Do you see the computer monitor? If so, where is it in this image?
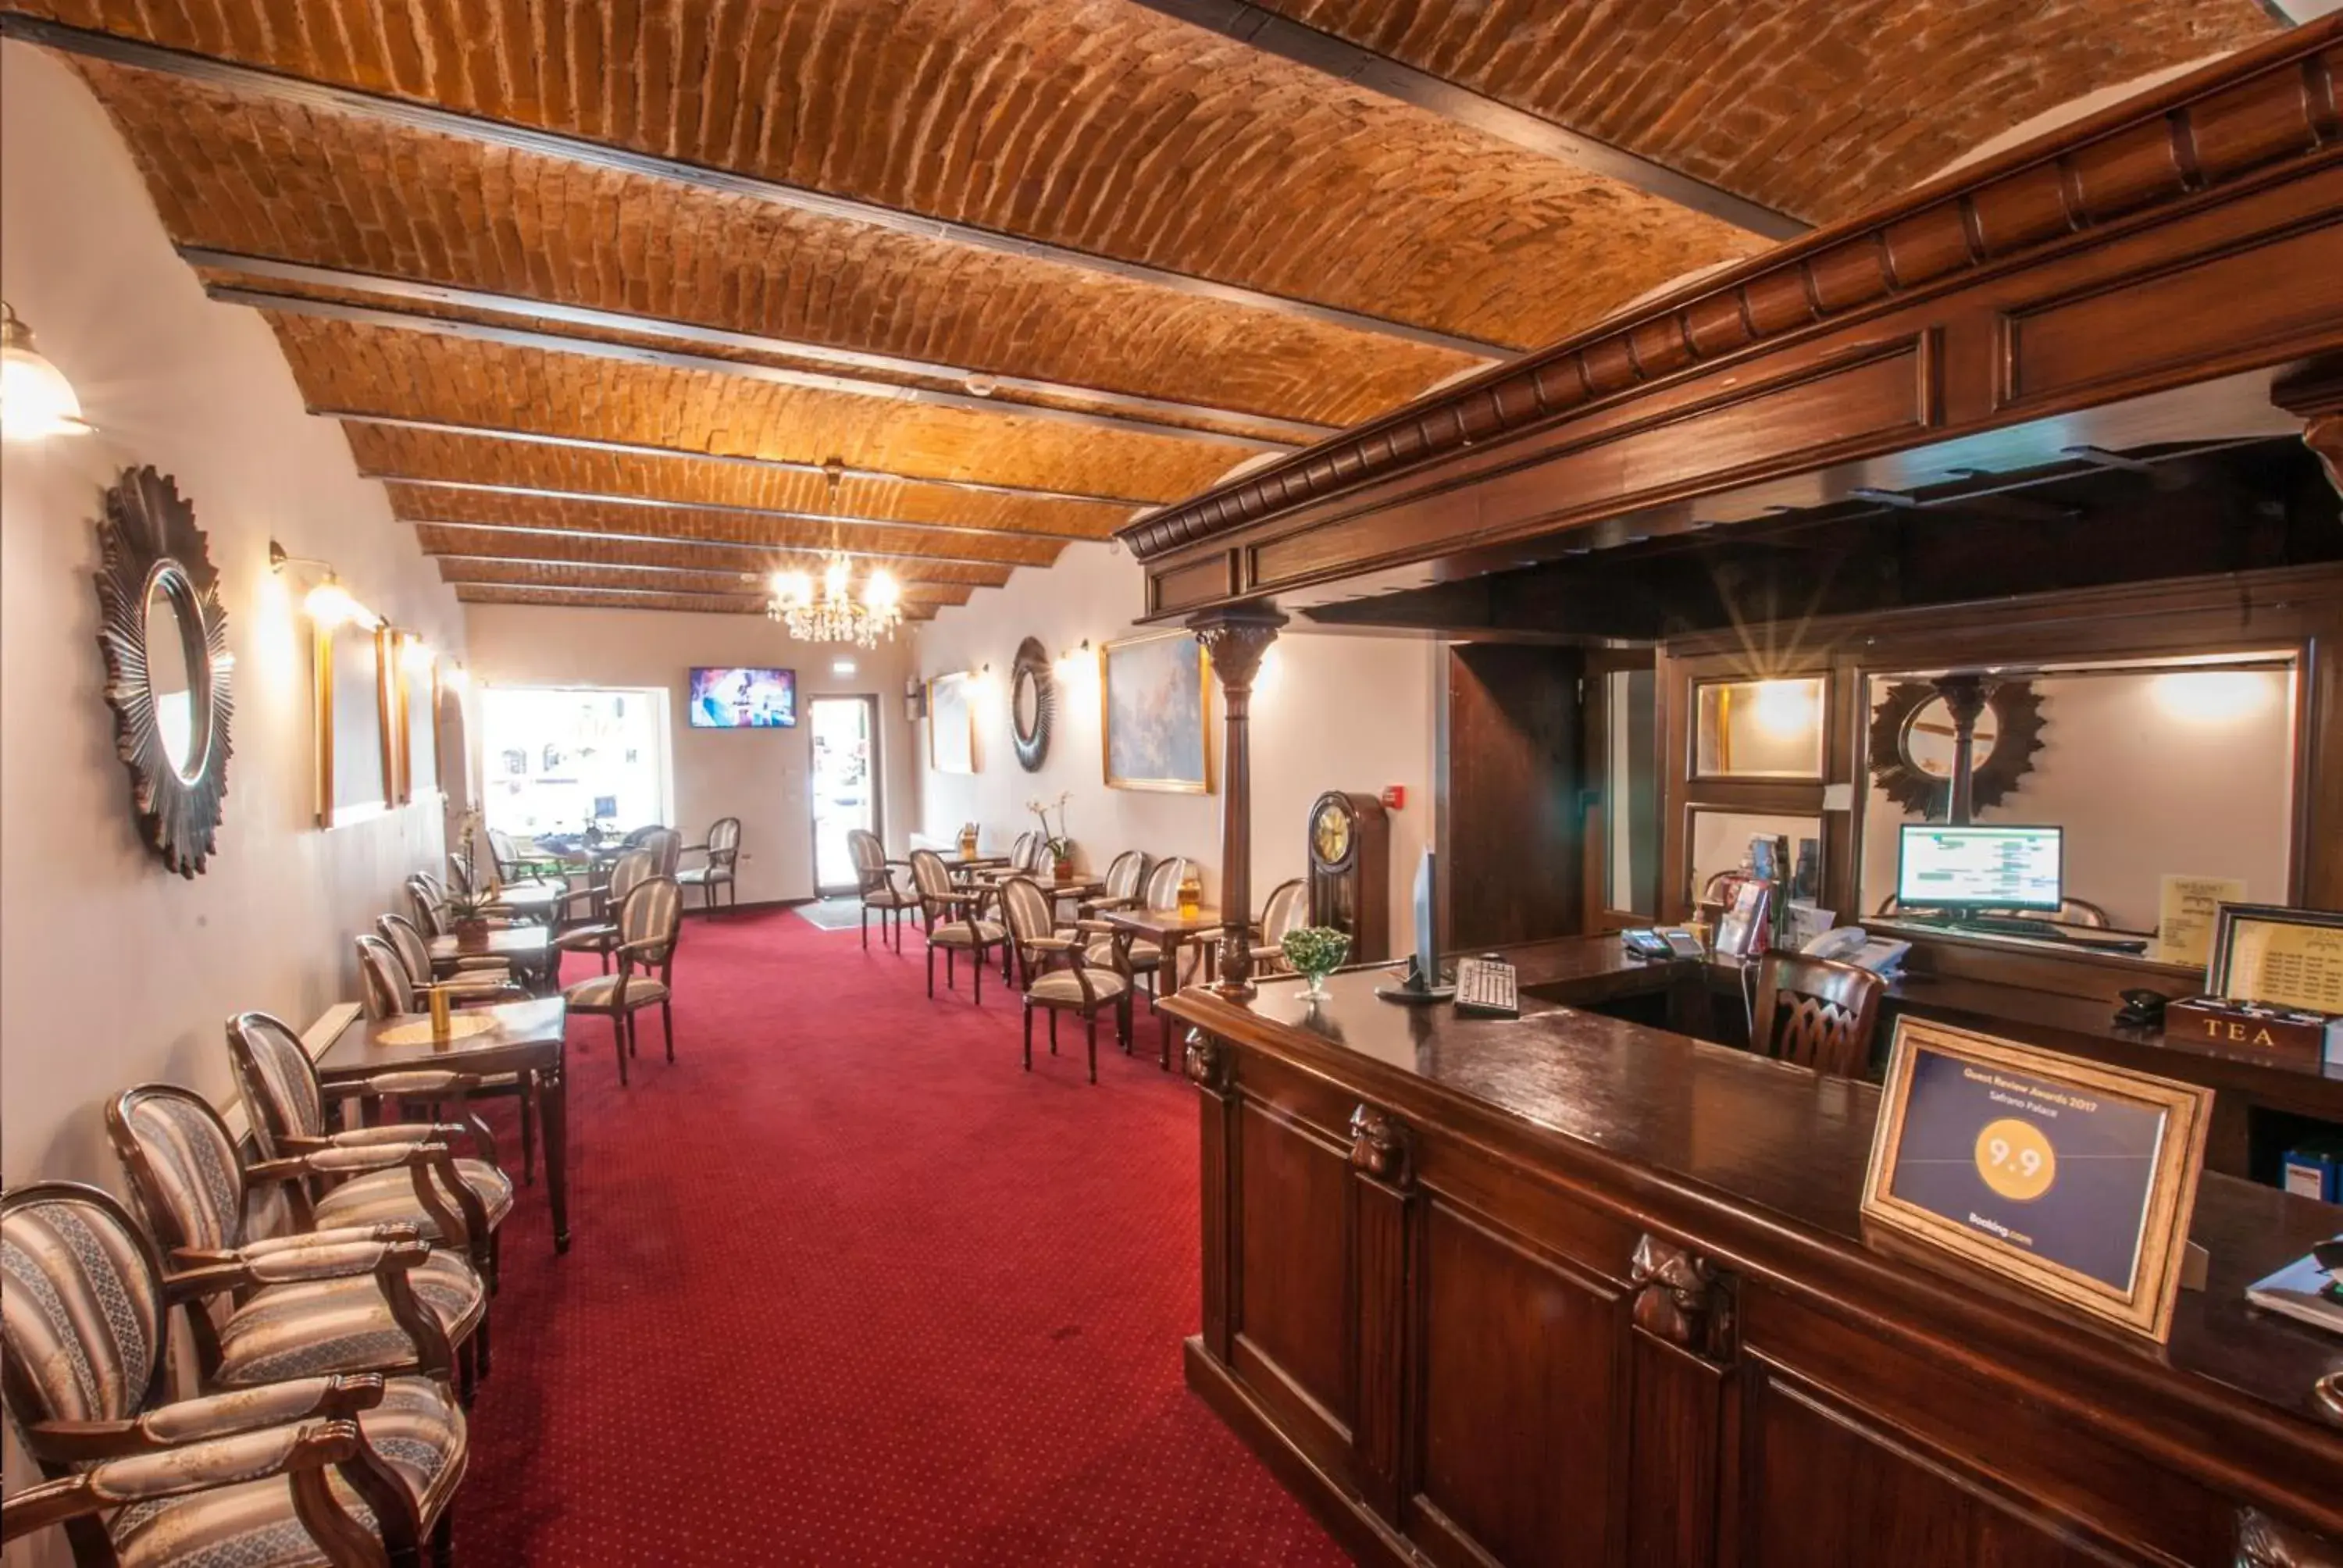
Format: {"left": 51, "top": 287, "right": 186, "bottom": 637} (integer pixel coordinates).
{"left": 1410, "top": 849, "right": 1438, "bottom": 987}
{"left": 1895, "top": 824, "right": 2063, "bottom": 911}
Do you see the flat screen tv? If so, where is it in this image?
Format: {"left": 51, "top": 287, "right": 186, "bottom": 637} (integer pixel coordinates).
{"left": 687, "top": 666, "right": 797, "bottom": 729}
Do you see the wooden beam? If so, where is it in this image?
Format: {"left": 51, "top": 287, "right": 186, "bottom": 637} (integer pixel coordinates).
{"left": 0, "top": 16, "right": 1511, "bottom": 362}
{"left": 404, "top": 519, "right": 1020, "bottom": 582}
{"left": 454, "top": 581, "right": 942, "bottom": 618}
{"left": 186, "top": 249, "right": 1341, "bottom": 447}
{"left": 370, "top": 476, "right": 1105, "bottom": 543}
{"left": 211, "top": 284, "right": 1296, "bottom": 451}
{"left": 323, "top": 412, "right": 1162, "bottom": 508}
{"left": 433, "top": 555, "right": 972, "bottom": 604}
{"left": 1125, "top": 0, "right": 1804, "bottom": 241}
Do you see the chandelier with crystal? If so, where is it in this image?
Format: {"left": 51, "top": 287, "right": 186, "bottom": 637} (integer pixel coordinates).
{"left": 767, "top": 554, "right": 904, "bottom": 648}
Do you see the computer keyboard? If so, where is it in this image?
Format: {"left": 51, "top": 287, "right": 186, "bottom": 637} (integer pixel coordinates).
{"left": 1454, "top": 956, "right": 1520, "bottom": 1018}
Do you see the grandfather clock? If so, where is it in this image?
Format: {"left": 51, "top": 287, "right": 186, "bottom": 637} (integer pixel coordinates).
{"left": 1307, "top": 790, "right": 1390, "bottom": 962}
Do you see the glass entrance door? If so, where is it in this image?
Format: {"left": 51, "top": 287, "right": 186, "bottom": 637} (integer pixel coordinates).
{"left": 808, "top": 696, "right": 879, "bottom": 895}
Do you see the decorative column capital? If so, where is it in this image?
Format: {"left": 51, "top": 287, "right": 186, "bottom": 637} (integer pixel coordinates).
{"left": 1348, "top": 1104, "right": 1412, "bottom": 1188}
{"left": 1188, "top": 606, "right": 1288, "bottom": 694}
{"left": 1629, "top": 1234, "right": 1736, "bottom": 1362}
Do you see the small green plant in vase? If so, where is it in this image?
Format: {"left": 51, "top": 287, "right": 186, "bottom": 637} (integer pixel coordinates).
{"left": 1281, "top": 926, "right": 1351, "bottom": 998}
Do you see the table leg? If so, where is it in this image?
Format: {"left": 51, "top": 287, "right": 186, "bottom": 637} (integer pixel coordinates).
{"left": 1157, "top": 934, "right": 1184, "bottom": 1070}
{"left": 538, "top": 1052, "right": 571, "bottom": 1254}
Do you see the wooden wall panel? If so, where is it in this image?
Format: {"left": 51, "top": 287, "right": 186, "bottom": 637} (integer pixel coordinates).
{"left": 1438, "top": 644, "right": 1587, "bottom": 952}
{"left": 1234, "top": 1102, "right": 1356, "bottom": 1442}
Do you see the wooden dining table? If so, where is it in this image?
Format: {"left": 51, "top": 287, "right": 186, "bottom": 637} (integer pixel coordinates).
{"left": 316, "top": 996, "right": 575, "bottom": 1255}
{"left": 1100, "top": 905, "right": 1242, "bottom": 1067}
{"left": 428, "top": 923, "right": 555, "bottom": 990}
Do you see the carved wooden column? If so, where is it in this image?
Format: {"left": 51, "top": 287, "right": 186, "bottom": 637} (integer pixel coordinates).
{"left": 1625, "top": 1233, "right": 1739, "bottom": 1568}
{"left": 1183, "top": 1029, "right": 1237, "bottom": 1363}
{"left": 2273, "top": 358, "right": 2343, "bottom": 501}
{"left": 1189, "top": 606, "right": 1287, "bottom": 997}
{"left": 1348, "top": 1103, "right": 1414, "bottom": 1523}
{"left": 1933, "top": 673, "right": 1996, "bottom": 827}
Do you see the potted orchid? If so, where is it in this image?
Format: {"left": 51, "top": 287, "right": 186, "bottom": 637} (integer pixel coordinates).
{"left": 448, "top": 810, "right": 495, "bottom": 947}
{"left": 1027, "top": 792, "right": 1075, "bottom": 879}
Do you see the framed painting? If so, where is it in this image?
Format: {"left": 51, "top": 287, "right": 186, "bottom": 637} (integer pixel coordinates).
{"left": 1100, "top": 631, "right": 1212, "bottom": 793}
{"left": 929, "top": 672, "right": 976, "bottom": 775}
{"left": 313, "top": 619, "right": 394, "bottom": 827}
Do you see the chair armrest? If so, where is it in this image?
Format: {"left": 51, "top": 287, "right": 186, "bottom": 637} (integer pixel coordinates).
{"left": 251, "top": 1139, "right": 447, "bottom": 1181}
{"left": 1073, "top": 919, "right": 1121, "bottom": 935}
{"left": 4, "top": 1422, "right": 366, "bottom": 1541}
{"left": 613, "top": 938, "right": 674, "bottom": 961}
{"left": 1081, "top": 894, "right": 1138, "bottom": 914}
{"left": 19, "top": 1377, "right": 383, "bottom": 1462}
{"left": 230, "top": 1223, "right": 425, "bottom": 1260}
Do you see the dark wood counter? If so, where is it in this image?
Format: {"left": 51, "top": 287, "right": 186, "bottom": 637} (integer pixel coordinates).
{"left": 1164, "top": 966, "right": 2343, "bottom": 1568}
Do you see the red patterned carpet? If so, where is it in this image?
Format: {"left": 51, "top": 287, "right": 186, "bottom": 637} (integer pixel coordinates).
{"left": 457, "top": 908, "right": 1350, "bottom": 1566}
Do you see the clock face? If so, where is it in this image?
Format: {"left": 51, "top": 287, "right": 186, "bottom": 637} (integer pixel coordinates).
{"left": 1313, "top": 801, "right": 1352, "bottom": 867}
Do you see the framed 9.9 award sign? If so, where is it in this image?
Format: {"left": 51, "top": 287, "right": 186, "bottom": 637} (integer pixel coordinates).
{"left": 1861, "top": 1018, "right": 2209, "bottom": 1342}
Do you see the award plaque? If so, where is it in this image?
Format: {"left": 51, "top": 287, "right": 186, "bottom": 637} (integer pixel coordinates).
{"left": 1861, "top": 1017, "right": 2210, "bottom": 1342}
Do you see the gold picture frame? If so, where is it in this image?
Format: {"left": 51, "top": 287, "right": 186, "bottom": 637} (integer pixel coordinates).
{"left": 1861, "top": 1017, "right": 2209, "bottom": 1343}
{"left": 2205, "top": 902, "right": 2343, "bottom": 1015}
{"left": 1100, "top": 630, "right": 1213, "bottom": 793}
{"left": 927, "top": 671, "right": 976, "bottom": 775}
{"left": 312, "top": 619, "right": 395, "bottom": 828}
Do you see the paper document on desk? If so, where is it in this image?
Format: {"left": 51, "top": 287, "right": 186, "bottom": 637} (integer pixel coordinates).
{"left": 2155, "top": 875, "right": 2245, "bottom": 967}
{"left": 2245, "top": 1241, "right": 2343, "bottom": 1337}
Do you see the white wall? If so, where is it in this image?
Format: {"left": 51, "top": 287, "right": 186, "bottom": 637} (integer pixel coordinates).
{"left": 2, "top": 45, "right": 465, "bottom": 1541}
{"left": 1859, "top": 667, "right": 2296, "bottom": 929}
{"left": 463, "top": 604, "right": 918, "bottom": 902}
{"left": 911, "top": 543, "right": 1438, "bottom": 940}
{"left": 1, "top": 41, "right": 465, "bottom": 1188}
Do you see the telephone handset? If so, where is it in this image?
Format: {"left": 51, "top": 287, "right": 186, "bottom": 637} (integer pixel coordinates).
{"left": 1800, "top": 926, "right": 1912, "bottom": 974}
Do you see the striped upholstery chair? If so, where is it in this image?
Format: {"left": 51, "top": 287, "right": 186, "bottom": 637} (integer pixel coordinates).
{"left": 849, "top": 829, "right": 916, "bottom": 951}
{"left": 908, "top": 849, "right": 1007, "bottom": 1003}
{"left": 1079, "top": 850, "right": 1150, "bottom": 918}
{"left": 1, "top": 1181, "right": 466, "bottom": 1568}
{"left": 1000, "top": 876, "right": 1132, "bottom": 1083}
{"left": 104, "top": 1085, "right": 489, "bottom": 1399}
{"left": 676, "top": 816, "right": 742, "bottom": 911}
{"left": 380, "top": 911, "right": 519, "bottom": 997}
{"left": 1252, "top": 878, "right": 1310, "bottom": 976}
{"left": 562, "top": 875, "right": 683, "bottom": 1086}
{"left": 637, "top": 826, "right": 684, "bottom": 878}
{"left": 227, "top": 1009, "right": 519, "bottom": 1270}
{"left": 552, "top": 847, "right": 654, "bottom": 974}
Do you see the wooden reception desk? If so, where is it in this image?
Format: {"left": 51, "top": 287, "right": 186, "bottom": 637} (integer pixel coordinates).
{"left": 1161, "top": 956, "right": 2343, "bottom": 1568}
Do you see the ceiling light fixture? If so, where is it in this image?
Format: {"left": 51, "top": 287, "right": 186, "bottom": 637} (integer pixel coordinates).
{"left": 767, "top": 553, "right": 903, "bottom": 648}
{"left": 0, "top": 301, "right": 92, "bottom": 440}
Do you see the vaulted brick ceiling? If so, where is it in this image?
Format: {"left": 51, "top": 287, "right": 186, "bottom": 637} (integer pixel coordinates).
{"left": 0, "top": 0, "right": 2283, "bottom": 614}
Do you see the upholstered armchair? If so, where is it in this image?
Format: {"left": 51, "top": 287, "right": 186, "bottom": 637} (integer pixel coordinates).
{"left": 102, "top": 1089, "right": 490, "bottom": 1400}
{"left": 637, "top": 826, "right": 684, "bottom": 878}
{"left": 1250, "top": 878, "right": 1310, "bottom": 976}
{"left": 1078, "top": 850, "right": 1150, "bottom": 918}
{"left": 908, "top": 848, "right": 1007, "bottom": 1003}
{"left": 848, "top": 828, "right": 917, "bottom": 950}
{"left": 1000, "top": 876, "right": 1132, "bottom": 1083}
{"left": 676, "top": 815, "right": 742, "bottom": 911}
{"left": 380, "top": 911, "right": 522, "bottom": 995}
{"left": 487, "top": 824, "right": 567, "bottom": 891}
{"left": 553, "top": 846, "right": 655, "bottom": 974}
{"left": 230, "top": 1007, "right": 521, "bottom": 1256}
{"left": 562, "top": 875, "right": 683, "bottom": 1086}
{"left": 1076, "top": 855, "right": 1193, "bottom": 1006}
{"left": 1, "top": 1182, "right": 467, "bottom": 1568}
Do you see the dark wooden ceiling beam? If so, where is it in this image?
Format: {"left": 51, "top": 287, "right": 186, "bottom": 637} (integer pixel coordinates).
{"left": 401, "top": 518, "right": 1022, "bottom": 577}
{"left": 1126, "top": 0, "right": 1805, "bottom": 242}
{"left": 0, "top": 15, "right": 1511, "bottom": 362}
{"left": 369, "top": 475, "right": 1105, "bottom": 543}
{"left": 417, "top": 542, "right": 990, "bottom": 591}
{"left": 432, "top": 555, "right": 972, "bottom": 602}
{"left": 453, "top": 580, "right": 940, "bottom": 618}
{"left": 188, "top": 249, "right": 1339, "bottom": 447}
{"left": 322, "top": 412, "right": 1163, "bottom": 508}
{"left": 209, "top": 283, "right": 1299, "bottom": 451}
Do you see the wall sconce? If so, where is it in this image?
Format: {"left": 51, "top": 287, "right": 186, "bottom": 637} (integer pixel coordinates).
{"left": 0, "top": 301, "right": 93, "bottom": 441}
{"left": 904, "top": 679, "right": 927, "bottom": 723}
{"left": 1054, "top": 639, "right": 1093, "bottom": 679}
{"left": 269, "top": 540, "right": 380, "bottom": 630}
{"left": 398, "top": 634, "right": 437, "bottom": 673}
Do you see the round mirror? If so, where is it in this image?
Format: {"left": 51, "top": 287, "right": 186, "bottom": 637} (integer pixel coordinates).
{"left": 1008, "top": 636, "right": 1053, "bottom": 772}
{"left": 1899, "top": 696, "right": 1999, "bottom": 780}
{"left": 1012, "top": 667, "right": 1041, "bottom": 738}
{"left": 143, "top": 568, "right": 206, "bottom": 779}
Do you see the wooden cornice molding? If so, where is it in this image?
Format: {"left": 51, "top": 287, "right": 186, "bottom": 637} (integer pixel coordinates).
{"left": 1118, "top": 18, "right": 2343, "bottom": 571}
{"left": 2274, "top": 357, "right": 2343, "bottom": 496}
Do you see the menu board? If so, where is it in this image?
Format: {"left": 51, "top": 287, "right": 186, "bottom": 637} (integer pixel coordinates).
{"left": 2212, "top": 907, "right": 2343, "bottom": 1014}
{"left": 1862, "top": 1020, "right": 2209, "bottom": 1342}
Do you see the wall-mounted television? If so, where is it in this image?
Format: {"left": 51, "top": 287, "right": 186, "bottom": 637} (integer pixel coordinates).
{"left": 687, "top": 667, "right": 797, "bottom": 729}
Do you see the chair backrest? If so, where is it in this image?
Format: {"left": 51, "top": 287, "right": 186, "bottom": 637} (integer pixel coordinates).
{"left": 356, "top": 932, "right": 418, "bottom": 1019}
{"left": 1100, "top": 850, "right": 1147, "bottom": 903}
{"left": 487, "top": 825, "right": 523, "bottom": 874}
{"left": 1, "top": 1181, "right": 170, "bottom": 1427}
{"left": 225, "top": 1010, "right": 332, "bottom": 1155}
{"left": 1258, "top": 878, "right": 1309, "bottom": 951}
{"left": 446, "top": 850, "right": 480, "bottom": 896}
{"left": 617, "top": 875, "right": 684, "bottom": 964}
{"left": 1751, "top": 952, "right": 1886, "bottom": 1078}
{"left": 606, "top": 848, "right": 655, "bottom": 909}
{"left": 707, "top": 816, "right": 743, "bottom": 864}
{"left": 407, "top": 875, "right": 449, "bottom": 936}
{"left": 640, "top": 827, "right": 684, "bottom": 877}
{"left": 1140, "top": 856, "right": 1191, "bottom": 912}
{"left": 998, "top": 876, "right": 1056, "bottom": 956}
{"left": 622, "top": 825, "right": 659, "bottom": 847}
{"left": 105, "top": 1085, "right": 252, "bottom": 1258}
{"left": 378, "top": 911, "right": 436, "bottom": 985}
{"left": 848, "top": 829, "right": 889, "bottom": 890}
{"left": 907, "top": 848, "right": 954, "bottom": 903}
{"left": 1018, "top": 834, "right": 1054, "bottom": 874}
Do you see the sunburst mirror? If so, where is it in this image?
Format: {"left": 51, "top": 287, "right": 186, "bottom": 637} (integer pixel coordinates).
{"left": 1010, "top": 636, "right": 1054, "bottom": 772}
{"left": 1867, "top": 677, "right": 2043, "bottom": 820}
{"left": 94, "top": 465, "right": 233, "bottom": 876}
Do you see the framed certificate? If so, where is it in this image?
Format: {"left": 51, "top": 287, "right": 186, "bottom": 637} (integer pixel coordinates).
{"left": 1860, "top": 1018, "right": 2209, "bottom": 1342}
{"left": 2206, "top": 903, "right": 2343, "bottom": 1015}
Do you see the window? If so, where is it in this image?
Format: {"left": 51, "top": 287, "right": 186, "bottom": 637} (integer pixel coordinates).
{"left": 480, "top": 686, "right": 669, "bottom": 838}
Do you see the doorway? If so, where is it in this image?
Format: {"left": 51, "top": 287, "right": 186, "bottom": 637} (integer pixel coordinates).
{"left": 809, "top": 696, "right": 880, "bottom": 896}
